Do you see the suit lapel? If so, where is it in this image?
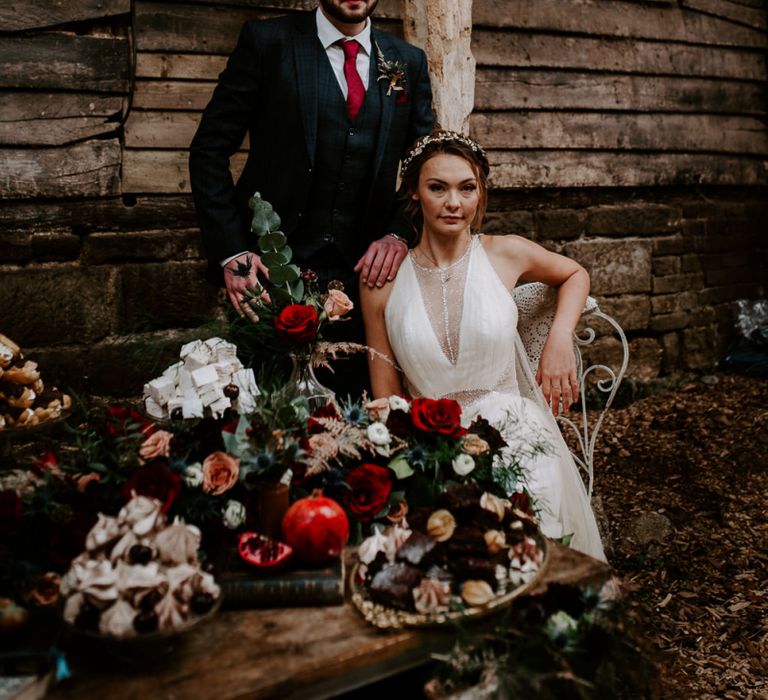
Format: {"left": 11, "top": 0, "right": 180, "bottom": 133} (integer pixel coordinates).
{"left": 371, "top": 28, "right": 396, "bottom": 181}
{"left": 293, "top": 14, "right": 320, "bottom": 167}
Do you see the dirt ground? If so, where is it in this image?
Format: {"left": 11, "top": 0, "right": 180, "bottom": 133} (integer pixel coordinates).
{"left": 592, "top": 372, "right": 768, "bottom": 699}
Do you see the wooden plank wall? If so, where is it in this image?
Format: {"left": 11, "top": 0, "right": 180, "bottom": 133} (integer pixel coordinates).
{"left": 469, "top": 0, "right": 768, "bottom": 188}
{"left": 122, "top": 0, "right": 402, "bottom": 193}
{"left": 0, "top": 0, "right": 131, "bottom": 199}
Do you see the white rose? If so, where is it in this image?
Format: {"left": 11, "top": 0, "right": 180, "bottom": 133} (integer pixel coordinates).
{"left": 388, "top": 395, "right": 410, "bottom": 412}
{"left": 366, "top": 422, "right": 390, "bottom": 446}
{"left": 452, "top": 454, "right": 475, "bottom": 476}
{"left": 183, "top": 463, "right": 204, "bottom": 488}
{"left": 222, "top": 500, "right": 246, "bottom": 530}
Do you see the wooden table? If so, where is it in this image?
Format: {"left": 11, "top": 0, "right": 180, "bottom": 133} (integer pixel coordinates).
{"left": 49, "top": 543, "right": 610, "bottom": 700}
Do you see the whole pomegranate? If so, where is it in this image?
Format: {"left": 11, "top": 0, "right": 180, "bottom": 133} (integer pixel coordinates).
{"left": 282, "top": 490, "right": 349, "bottom": 566}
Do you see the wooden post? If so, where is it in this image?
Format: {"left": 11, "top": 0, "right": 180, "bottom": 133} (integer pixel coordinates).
{"left": 402, "top": 0, "right": 475, "bottom": 135}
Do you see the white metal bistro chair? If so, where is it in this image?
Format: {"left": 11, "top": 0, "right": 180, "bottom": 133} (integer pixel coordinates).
{"left": 513, "top": 283, "right": 630, "bottom": 501}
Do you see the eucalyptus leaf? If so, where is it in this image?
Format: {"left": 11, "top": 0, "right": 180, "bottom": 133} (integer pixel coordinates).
{"left": 261, "top": 251, "right": 288, "bottom": 268}
{"left": 290, "top": 279, "right": 305, "bottom": 303}
{"left": 249, "top": 192, "right": 281, "bottom": 236}
{"left": 260, "top": 231, "right": 287, "bottom": 250}
{"left": 269, "top": 264, "right": 300, "bottom": 284}
{"left": 270, "top": 288, "right": 293, "bottom": 306}
{"left": 221, "top": 415, "right": 251, "bottom": 456}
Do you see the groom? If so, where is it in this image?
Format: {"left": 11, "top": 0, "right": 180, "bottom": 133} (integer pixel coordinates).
{"left": 189, "top": 0, "right": 435, "bottom": 317}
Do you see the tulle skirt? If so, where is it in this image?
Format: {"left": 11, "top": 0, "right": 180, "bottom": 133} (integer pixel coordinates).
{"left": 464, "top": 391, "right": 606, "bottom": 562}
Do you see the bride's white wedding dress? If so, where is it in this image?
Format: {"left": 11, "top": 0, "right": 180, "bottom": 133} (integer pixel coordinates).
{"left": 384, "top": 235, "right": 605, "bottom": 561}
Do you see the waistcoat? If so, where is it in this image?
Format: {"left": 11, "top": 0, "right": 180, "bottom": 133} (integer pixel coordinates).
{"left": 291, "top": 41, "right": 382, "bottom": 268}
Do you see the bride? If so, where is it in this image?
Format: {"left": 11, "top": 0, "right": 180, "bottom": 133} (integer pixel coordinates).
{"left": 360, "top": 130, "right": 605, "bottom": 561}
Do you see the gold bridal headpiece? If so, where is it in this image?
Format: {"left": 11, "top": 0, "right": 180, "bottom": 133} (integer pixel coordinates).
{"left": 400, "top": 130, "right": 487, "bottom": 178}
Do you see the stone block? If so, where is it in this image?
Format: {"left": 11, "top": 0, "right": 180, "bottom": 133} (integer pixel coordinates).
{"left": 680, "top": 254, "right": 702, "bottom": 273}
{"left": 681, "top": 326, "right": 718, "bottom": 370}
{"left": 652, "top": 235, "right": 688, "bottom": 256}
{"left": 652, "top": 291, "right": 697, "bottom": 315}
{"left": 564, "top": 238, "right": 652, "bottom": 295}
{"left": 652, "top": 256, "right": 681, "bottom": 276}
{"left": 31, "top": 231, "right": 81, "bottom": 261}
{"left": 660, "top": 332, "right": 680, "bottom": 374}
{"left": 534, "top": 209, "right": 585, "bottom": 241}
{"left": 593, "top": 294, "right": 649, "bottom": 331}
{"left": 0, "top": 265, "right": 115, "bottom": 346}
{"left": 586, "top": 204, "right": 680, "bottom": 237}
{"left": 86, "top": 331, "right": 193, "bottom": 397}
{"left": 0, "top": 232, "right": 32, "bottom": 262}
{"left": 83, "top": 229, "right": 204, "bottom": 264}
{"left": 628, "top": 337, "right": 663, "bottom": 380}
{"left": 116, "top": 261, "right": 219, "bottom": 333}
{"left": 680, "top": 219, "right": 706, "bottom": 238}
{"left": 692, "top": 232, "right": 755, "bottom": 253}
{"left": 650, "top": 312, "right": 690, "bottom": 333}
{"left": 705, "top": 266, "right": 758, "bottom": 287}
{"left": 699, "top": 284, "right": 761, "bottom": 305}
{"left": 26, "top": 330, "right": 192, "bottom": 397}
{"left": 482, "top": 211, "right": 535, "bottom": 237}
{"left": 681, "top": 201, "right": 745, "bottom": 220}
{"left": 652, "top": 273, "right": 705, "bottom": 294}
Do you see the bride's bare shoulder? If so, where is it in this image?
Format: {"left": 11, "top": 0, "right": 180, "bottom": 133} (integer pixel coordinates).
{"left": 359, "top": 275, "right": 396, "bottom": 314}
{"left": 479, "top": 233, "right": 533, "bottom": 260}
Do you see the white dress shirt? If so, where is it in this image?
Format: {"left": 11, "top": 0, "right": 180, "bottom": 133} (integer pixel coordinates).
{"left": 221, "top": 9, "right": 373, "bottom": 267}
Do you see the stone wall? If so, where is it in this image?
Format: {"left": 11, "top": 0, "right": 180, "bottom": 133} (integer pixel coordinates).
{"left": 485, "top": 186, "right": 767, "bottom": 380}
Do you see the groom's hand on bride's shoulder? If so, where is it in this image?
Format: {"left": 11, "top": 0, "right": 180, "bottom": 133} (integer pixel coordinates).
{"left": 354, "top": 234, "right": 409, "bottom": 289}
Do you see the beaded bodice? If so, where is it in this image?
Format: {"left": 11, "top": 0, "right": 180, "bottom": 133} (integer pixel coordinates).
{"left": 385, "top": 235, "right": 521, "bottom": 411}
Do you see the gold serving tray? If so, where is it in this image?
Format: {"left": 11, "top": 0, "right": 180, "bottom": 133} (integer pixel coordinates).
{"left": 350, "top": 534, "right": 550, "bottom": 630}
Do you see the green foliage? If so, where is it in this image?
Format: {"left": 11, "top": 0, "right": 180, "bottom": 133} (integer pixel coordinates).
{"left": 248, "top": 192, "right": 303, "bottom": 303}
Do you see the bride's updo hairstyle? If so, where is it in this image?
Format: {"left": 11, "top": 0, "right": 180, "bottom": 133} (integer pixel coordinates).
{"left": 400, "top": 129, "right": 490, "bottom": 238}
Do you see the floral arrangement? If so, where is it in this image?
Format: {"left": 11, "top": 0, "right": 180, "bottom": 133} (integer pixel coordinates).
{"left": 228, "top": 193, "right": 358, "bottom": 377}
{"left": 0, "top": 390, "right": 549, "bottom": 609}
{"left": 426, "top": 581, "right": 660, "bottom": 699}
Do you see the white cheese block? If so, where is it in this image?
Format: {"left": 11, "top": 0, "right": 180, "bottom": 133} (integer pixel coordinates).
{"left": 199, "top": 384, "right": 225, "bottom": 407}
{"left": 182, "top": 398, "right": 204, "bottom": 419}
{"left": 144, "top": 396, "right": 165, "bottom": 420}
{"left": 146, "top": 375, "right": 175, "bottom": 406}
{"left": 209, "top": 396, "right": 231, "bottom": 418}
{"left": 190, "top": 364, "right": 218, "bottom": 388}
{"left": 179, "top": 340, "right": 203, "bottom": 359}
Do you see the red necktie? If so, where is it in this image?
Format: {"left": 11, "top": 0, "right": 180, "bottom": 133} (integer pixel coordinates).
{"left": 340, "top": 39, "right": 365, "bottom": 122}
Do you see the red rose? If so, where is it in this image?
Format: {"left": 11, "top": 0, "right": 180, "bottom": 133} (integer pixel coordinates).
{"left": 33, "top": 451, "right": 63, "bottom": 478}
{"left": 308, "top": 403, "right": 340, "bottom": 434}
{"left": 122, "top": 464, "right": 181, "bottom": 513}
{"left": 411, "top": 398, "right": 466, "bottom": 438}
{"left": 344, "top": 464, "right": 392, "bottom": 522}
{"left": 274, "top": 304, "right": 319, "bottom": 344}
{"left": 105, "top": 405, "right": 154, "bottom": 438}
{"left": 0, "top": 490, "right": 23, "bottom": 536}
{"left": 509, "top": 491, "right": 533, "bottom": 516}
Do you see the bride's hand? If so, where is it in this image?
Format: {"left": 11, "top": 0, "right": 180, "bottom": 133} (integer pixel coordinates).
{"left": 536, "top": 330, "right": 579, "bottom": 416}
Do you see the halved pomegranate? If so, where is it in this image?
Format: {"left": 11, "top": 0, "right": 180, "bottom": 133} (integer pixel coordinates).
{"left": 237, "top": 532, "right": 293, "bottom": 572}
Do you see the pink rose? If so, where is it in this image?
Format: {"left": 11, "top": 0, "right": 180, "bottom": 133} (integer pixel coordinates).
{"left": 323, "top": 290, "right": 353, "bottom": 321}
{"left": 139, "top": 430, "right": 173, "bottom": 463}
{"left": 202, "top": 452, "right": 240, "bottom": 496}
{"left": 365, "top": 397, "right": 390, "bottom": 423}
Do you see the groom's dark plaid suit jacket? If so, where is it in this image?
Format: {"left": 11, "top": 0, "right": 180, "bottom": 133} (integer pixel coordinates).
{"left": 189, "top": 10, "right": 435, "bottom": 284}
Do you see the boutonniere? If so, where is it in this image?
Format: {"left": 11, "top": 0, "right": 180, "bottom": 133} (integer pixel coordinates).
{"left": 375, "top": 42, "right": 406, "bottom": 97}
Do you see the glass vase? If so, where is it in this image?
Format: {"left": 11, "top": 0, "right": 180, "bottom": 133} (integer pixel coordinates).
{"left": 287, "top": 352, "right": 336, "bottom": 411}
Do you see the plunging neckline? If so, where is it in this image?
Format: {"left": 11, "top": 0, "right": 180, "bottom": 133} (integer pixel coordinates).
{"left": 406, "top": 236, "right": 479, "bottom": 367}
